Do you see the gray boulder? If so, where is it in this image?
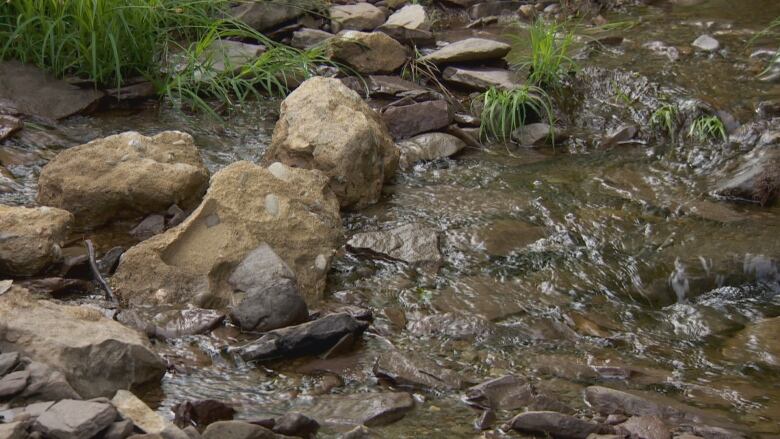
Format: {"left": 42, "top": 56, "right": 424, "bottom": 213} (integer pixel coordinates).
{"left": 382, "top": 100, "right": 453, "bottom": 139}
{"left": 33, "top": 399, "right": 117, "bottom": 439}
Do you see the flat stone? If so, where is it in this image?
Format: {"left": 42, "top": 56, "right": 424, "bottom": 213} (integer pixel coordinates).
{"left": 618, "top": 416, "right": 671, "bottom": 439}
{"left": 713, "top": 145, "right": 779, "bottom": 206}
{"left": 381, "top": 4, "right": 428, "bottom": 30}
{"left": 465, "top": 375, "right": 534, "bottom": 410}
{"left": 33, "top": 399, "right": 117, "bottom": 439}
{"left": 692, "top": 35, "right": 720, "bottom": 52}
{"left": 197, "top": 40, "right": 265, "bottom": 75}
{"left": 0, "top": 401, "right": 56, "bottom": 424}
{"left": 300, "top": 392, "right": 414, "bottom": 427}
{"left": 235, "top": 313, "right": 368, "bottom": 362}
{"left": 103, "top": 420, "right": 135, "bottom": 439}
{"left": 397, "top": 132, "right": 466, "bottom": 168}
{"left": 0, "top": 61, "right": 104, "bottom": 120}
{"left": 202, "top": 421, "right": 280, "bottom": 439}
{"left": 0, "top": 422, "right": 27, "bottom": 439}
{"left": 468, "top": 1, "right": 523, "bottom": 18}
{"left": 347, "top": 223, "right": 441, "bottom": 266}
{"left": 442, "top": 66, "right": 520, "bottom": 91}
{"left": 130, "top": 214, "right": 166, "bottom": 240}
{"left": 331, "top": 4, "right": 386, "bottom": 33}
{"left": 9, "top": 362, "right": 80, "bottom": 405}
{"left": 230, "top": 2, "right": 304, "bottom": 31}
{"left": 0, "top": 370, "right": 29, "bottom": 398}
{"left": 420, "top": 38, "right": 511, "bottom": 64}
{"left": 381, "top": 100, "right": 452, "bottom": 139}
{"left": 291, "top": 28, "right": 334, "bottom": 49}
{"left": 510, "top": 411, "right": 602, "bottom": 439}
{"left": 0, "top": 352, "right": 19, "bottom": 377}
{"left": 602, "top": 124, "right": 638, "bottom": 147}
{"left": 511, "top": 123, "right": 560, "bottom": 148}
{"left": 366, "top": 75, "right": 426, "bottom": 97}
{"left": 0, "top": 115, "right": 22, "bottom": 142}
{"left": 373, "top": 350, "right": 462, "bottom": 391}
{"left": 112, "top": 390, "right": 166, "bottom": 434}
{"left": 328, "top": 31, "right": 408, "bottom": 74}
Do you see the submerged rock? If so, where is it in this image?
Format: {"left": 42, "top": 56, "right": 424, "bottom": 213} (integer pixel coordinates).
{"left": 0, "top": 61, "right": 104, "bottom": 120}
{"left": 0, "top": 205, "right": 72, "bottom": 277}
{"left": 373, "top": 350, "right": 462, "bottom": 391}
{"left": 618, "top": 415, "right": 671, "bottom": 439}
{"left": 328, "top": 31, "right": 408, "bottom": 74}
{"left": 465, "top": 375, "right": 534, "bottom": 410}
{"left": 721, "top": 316, "right": 780, "bottom": 367}
{"left": 235, "top": 313, "right": 368, "bottom": 362}
{"left": 509, "top": 411, "right": 602, "bottom": 439}
{"left": 397, "top": 132, "right": 466, "bottom": 168}
{"left": 712, "top": 146, "right": 779, "bottom": 206}
{"left": 330, "top": 4, "right": 386, "bottom": 33}
{"left": 272, "top": 412, "right": 319, "bottom": 438}
{"left": 382, "top": 100, "right": 452, "bottom": 139}
{"left": 174, "top": 399, "right": 235, "bottom": 430}
{"left": 298, "top": 392, "right": 414, "bottom": 427}
{"left": 113, "top": 161, "right": 341, "bottom": 306}
{"left": 0, "top": 287, "right": 165, "bottom": 398}
{"left": 265, "top": 76, "right": 399, "bottom": 208}
{"left": 420, "top": 38, "right": 511, "bottom": 64}
{"left": 442, "top": 66, "right": 521, "bottom": 91}
{"left": 37, "top": 131, "right": 209, "bottom": 228}
{"left": 347, "top": 223, "right": 442, "bottom": 267}
{"left": 692, "top": 35, "right": 720, "bottom": 52}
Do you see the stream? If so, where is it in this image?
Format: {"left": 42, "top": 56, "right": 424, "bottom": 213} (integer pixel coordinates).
{"left": 2, "top": 0, "right": 780, "bottom": 437}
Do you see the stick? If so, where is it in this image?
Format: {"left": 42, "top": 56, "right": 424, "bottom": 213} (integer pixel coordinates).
{"left": 85, "top": 239, "right": 117, "bottom": 304}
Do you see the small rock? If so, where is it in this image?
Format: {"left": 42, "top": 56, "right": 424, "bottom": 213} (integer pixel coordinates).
{"left": 291, "top": 28, "right": 334, "bottom": 49}
{"left": 510, "top": 411, "right": 602, "bottom": 439}
{"left": 97, "top": 247, "right": 125, "bottom": 276}
{"left": 465, "top": 375, "right": 534, "bottom": 410}
{"left": 468, "top": 1, "right": 523, "bottom": 19}
{"left": 300, "top": 392, "right": 414, "bottom": 427}
{"left": 618, "top": 416, "right": 671, "bottom": 439}
{"left": 420, "top": 38, "right": 511, "bottom": 64}
{"left": 602, "top": 124, "right": 638, "bottom": 147}
{"left": 235, "top": 313, "right": 369, "bottom": 362}
{"left": 130, "top": 214, "right": 166, "bottom": 240}
{"left": 330, "top": 4, "right": 386, "bottom": 33}
{"left": 230, "top": 2, "right": 303, "bottom": 31}
{"left": 713, "top": 146, "right": 779, "bottom": 206}
{"left": 0, "top": 352, "right": 20, "bottom": 377}
{"left": 201, "top": 421, "right": 278, "bottom": 439}
{"left": 474, "top": 409, "right": 496, "bottom": 430}
{"left": 112, "top": 390, "right": 166, "bottom": 434}
{"left": 692, "top": 35, "right": 719, "bottom": 52}
{"left": 9, "top": 362, "right": 80, "bottom": 404}
{"left": 373, "top": 350, "right": 462, "bottom": 391}
{"left": 328, "top": 31, "right": 408, "bottom": 74}
{"left": 397, "top": 132, "right": 466, "bottom": 168}
{"left": 0, "top": 401, "right": 56, "bottom": 424}
{"left": 173, "top": 400, "right": 235, "bottom": 430}
{"left": 33, "top": 399, "right": 117, "bottom": 439}
{"left": 0, "top": 115, "right": 22, "bottom": 142}
{"left": 0, "top": 370, "right": 29, "bottom": 399}
{"left": 442, "top": 66, "right": 521, "bottom": 91}
{"left": 347, "top": 223, "right": 442, "bottom": 267}
{"left": 382, "top": 100, "right": 453, "bottom": 139}
{"left": 196, "top": 40, "right": 265, "bottom": 75}
{"left": 104, "top": 420, "right": 135, "bottom": 439}
{"left": 512, "top": 123, "right": 558, "bottom": 147}
{"left": 272, "top": 413, "right": 319, "bottom": 438}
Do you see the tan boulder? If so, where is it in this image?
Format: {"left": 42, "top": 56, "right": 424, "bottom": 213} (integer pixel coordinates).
{"left": 37, "top": 131, "right": 209, "bottom": 228}
{"left": 113, "top": 161, "right": 341, "bottom": 306}
{"left": 0, "top": 205, "right": 72, "bottom": 277}
{"left": 265, "top": 77, "right": 398, "bottom": 209}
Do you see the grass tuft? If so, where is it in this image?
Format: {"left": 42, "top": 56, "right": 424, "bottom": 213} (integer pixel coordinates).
{"left": 688, "top": 115, "right": 727, "bottom": 142}
{"left": 650, "top": 103, "right": 679, "bottom": 137}
{"left": 512, "top": 19, "right": 576, "bottom": 89}
{"left": 475, "top": 85, "right": 555, "bottom": 144}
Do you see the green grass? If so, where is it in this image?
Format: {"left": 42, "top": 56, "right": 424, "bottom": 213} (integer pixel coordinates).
{"left": 688, "top": 115, "right": 727, "bottom": 142}
{"left": 401, "top": 46, "right": 453, "bottom": 100}
{"left": 750, "top": 16, "right": 780, "bottom": 77}
{"left": 650, "top": 103, "right": 679, "bottom": 137}
{"left": 0, "top": 0, "right": 344, "bottom": 117}
{"left": 512, "top": 19, "right": 576, "bottom": 89}
{"left": 475, "top": 85, "right": 555, "bottom": 143}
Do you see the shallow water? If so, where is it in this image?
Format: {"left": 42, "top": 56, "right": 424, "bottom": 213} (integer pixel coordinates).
{"left": 3, "top": 0, "right": 780, "bottom": 437}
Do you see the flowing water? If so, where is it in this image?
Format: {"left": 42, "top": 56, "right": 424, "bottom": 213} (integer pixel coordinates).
{"left": 2, "top": 0, "right": 780, "bottom": 437}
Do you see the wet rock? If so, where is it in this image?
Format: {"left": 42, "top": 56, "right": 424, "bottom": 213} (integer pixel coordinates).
{"left": 0, "top": 205, "right": 72, "bottom": 277}
{"left": 728, "top": 118, "right": 780, "bottom": 150}
{"left": 291, "top": 28, "right": 334, "bottom": 49}
{"left": 382, "top": 100, "right": 452, "bottom": 139}
{"left": 0, "top": 421, "right": 27, "bottom": 439}
{"left": 397, "top": 132, "right": 466, "bottom": 168}
{"left": 0, "top": 115, "right": 22, "bottom": 142}
{"left": 112, "top": 390, "right": 166, "bottom": 434}
{"left": 104, "top": 420, "right": 135, "bottom": 439}
{"left": 118, "top": 306, "right": 225, "bottom": 339}
{"left": 97, "top": 247, "right": 125, "bottom": 276}
{"left": 131, "top": 214, "right": 166, "bottom": 240}
{"left": 475, "top": 409, "right": 496, "bottom": 430}
{"left": 407, "top": 312, "right": 492, "bottom": 339}
{"left": 300, "top": 392, "right": 414, "bottom": 427}
{"left": 236, "top": 313, "right": 368, "bottom": 362}
{"left": 272, "top": 413, "right": 319, "bottom": 438}
{"left": 584, "top": 386, "right": 713, "bottom": 425}
{"left": 106, "top": 81, "right": 156, "bottom": 101}
{"left": 642, "top": 41, "right": 680, "bottom": 62}
{"left": 510, "top": 411, "right": 602, "bottom": 439}
{"left": 0, "top": 61, "right": 104, "bottom": 120}
{"left": 230, "top": 2, "right": 304, "bottom": 31}
{"left": 174, "top": 400, "right": 235, "bottom": 430}
{"left": 0, "top": 370, "right": 29, "bottom": 399}
{"left": 712, "top": 146, "right": 779, "bottom": 206}
{"left": 347, "top": 223, "right": 441, "bottom": 267}
{"left": 228, "top": 244, "right": 308, "bottom": 332}
{"left": 420, "top": 38, "right": 511, "bottom": 64}
{"left": 0, "top": 352, "right": 19, "bottom": 376}
{"left": 618, "top": 416, "right": 671, "bottom": 439}
{"left": 37, "top": 131, "right": 209, "bottom": 228}
{"left": 330, "top": 4, "right": 386, "bottom": 33}
{"left": 373, "top": 350, "right": 462, "bottom": 391}
{"left": 328, "top": 31, "right": 408, "bottom": 74}
{"left": 202, "top": 421, "right": 280, "bottom": 439}
{"left": 0, "top": 287, "right": 165, "bottom": 398}
{"left": 721, "top": 316, "right": 780, "bottom": 366}
{"left": 511, "top": 123, "right": 558, "bottom": 148}
{"left": 113, "top": 161, "right": 341, "bottom": 305}
{"left": 692, "top": 35, "right": 719, "bottom": 52}
{"left": 465, "top": 375, "right": 533, "bottom": 410}
{"left": 33, "top": 399, "right": 116, "bottom": 439}
{"left": 442, "top": 66, "right": 520, "bottom": 91}
{"left": 601, "top": 124, "right": 638, "bottom": 147}
{"left": 265, "top": 76, "right": 398, "bottom": 208}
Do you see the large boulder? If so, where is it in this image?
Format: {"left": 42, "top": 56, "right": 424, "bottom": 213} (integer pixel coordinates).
{"left": 264, "top": 77, "right": 398, "bottom": 208}
{"left": 37, "top": 131, "right": 209, "bottom": 228}
{"left": 330, "top": 4, "right": 386, "bottom": 33}
{"left": 0, "top": 287, "right": 166, "bottom": 398}
{"left": 0, "top": 205, "right": 73, "bottom": 277}
{"left": 420, "top": 38, "right": 511, "bottom": 64}
{"left": 328, "top": 31, "right": 408, "bottom": 75}
{"left": 113, "top": 161, "right": 341, "bottom": 306}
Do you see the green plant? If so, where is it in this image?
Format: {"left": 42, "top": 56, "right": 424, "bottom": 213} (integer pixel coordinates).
{"left": 475, "top": 85, "right": 555, "bottom": 143}
{"left": 749, "top": 16, "right": 780, "bottom": 77}
{"left": 401, "top": 46, "right": 453, "bottom": 100}
{"left": 688, "top": 115, "right": 727, "bottom": 142}
{"left": 650, "top": 103, "right": 679, "bottom": 137}
{"left": 512, "top": 19, "right": 576, "bottom": 89}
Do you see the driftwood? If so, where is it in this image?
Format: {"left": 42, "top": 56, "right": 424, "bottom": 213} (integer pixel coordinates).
{"left": 85, "top": 239, "right": 117, "bottom": 304}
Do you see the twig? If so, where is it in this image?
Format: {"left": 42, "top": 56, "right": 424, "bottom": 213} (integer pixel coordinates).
{"left": 85, "top": 239, "right": 117, "bottom": 304}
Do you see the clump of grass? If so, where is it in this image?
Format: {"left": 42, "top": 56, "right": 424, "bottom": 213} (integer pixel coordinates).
{"left": 475, "top": 85, "right": 554, "bottom": 143}
{"left": 650, "top": 103, "right": 679, "bottom": 137}
{"left": 512, "top": 20, "right": 576, "bottom": 89}
{"left": 688, "top": 115, "right": 727, "bottom": 142}
{"left": 749, "top": 16, "right": 780, "bottom": 77}
{"left": 401, "top": 46, "right": 453, "bottom": 100}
